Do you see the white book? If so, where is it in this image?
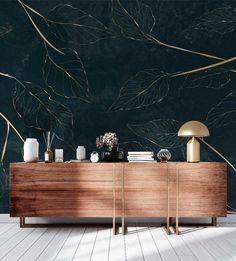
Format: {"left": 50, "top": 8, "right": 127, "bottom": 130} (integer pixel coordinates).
{"left": 128, "top": 151, "right": 154, "bottom": 155}
{"left": 127, "top": 156, "right": 154, "bottom": 160}
{"left": 127, "top": 155, "right": 154, "bottom": 158}
{"left": 128, "top": 160, "right": 156, "bottom": 163}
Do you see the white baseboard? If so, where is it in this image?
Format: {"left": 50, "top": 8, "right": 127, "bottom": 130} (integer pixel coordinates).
{"left": 1, "top": 214, "right": 236, "bottom": 224}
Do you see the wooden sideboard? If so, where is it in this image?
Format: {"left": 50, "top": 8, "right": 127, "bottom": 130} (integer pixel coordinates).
{"left": 10, "top": 162, "right": 227, "bottom": 234}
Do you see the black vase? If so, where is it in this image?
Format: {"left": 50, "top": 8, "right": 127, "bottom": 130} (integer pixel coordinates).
{"left": 102, "top": 146, "right": 124, "bottom": 162}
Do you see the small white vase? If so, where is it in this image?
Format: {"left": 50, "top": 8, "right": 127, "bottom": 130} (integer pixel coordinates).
{"left": 76, "top": 146, "right": 86, "bottom": 160}
{"left": 24, "top": 138, "right": 39, "bottom": 162}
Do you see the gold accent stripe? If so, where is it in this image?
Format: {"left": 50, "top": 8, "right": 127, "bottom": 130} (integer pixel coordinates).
{"left": 176, "top": 165, "right": 179, "bottom": 235}
{"left": 166, "top": 163, "right": 170, "bottom": 234}
{"left": 122, "top": 163, "right": 125, "bottom": 235}
{"left": 112, "top": 163, "right": 116, "bottom": 235}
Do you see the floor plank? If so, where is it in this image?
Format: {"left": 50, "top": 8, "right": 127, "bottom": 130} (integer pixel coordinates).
{"left": 55, "top": 228, "right": 85, "bottom": 261}
{"left": 19, "top": 228, "right": 60, "bottom": 261}
{"left": 108, "top": 230, "right": 126, "bottom": 261}
{"left": 73, "top": 227, "right": 98, "bottom": 261}
{"left": 192, "top": 227, "right": 235, "bottom": 261}
{"left": 180, "top": 227, "right": 216, "bottom": 261}
{"left": 0, "top": 223, "right": 236, "bottom": 261}
{"left": 91, "top": 227, "right": 111, "bottom": 261}
{"left": 213, "top": 227, "right": 236, "bottom": 261}
{"left": 149, "top": 227, "right": 180, "bottom": 261}
{"left": 37, "top": 228, "right": 72, "bottom": 261}
{"left": 1, "top": 228, "right": 47, "bottom": 261}
{"left": 124, "top": 226, "right": 144, "bottom": 261}
{"left": 0, "top": 223, "right": 16, "bottom": 234}
{"left": 136, "top": 226, "right": 162, "bottom": 261}
{"left": 0, "top": 224, "right": 22, "bottom": 246}
{"left": 0, "top": 227, "right": 35, "bottom": 259}
{"left": 163, "top": 228, "right": 198, "bottom": 261}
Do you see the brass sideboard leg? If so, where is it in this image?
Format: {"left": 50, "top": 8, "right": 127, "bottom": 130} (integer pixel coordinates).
{"left": 164, "top": 217, "right": 171, "bottom": 235}
{"left": 175, "top": 218, "right": 180, "bottom": 235}
{"left": 164, "top": 164, "right": 171, "bottom": 235}
{"left": 124, "top": 226, "right": 128, "bottom": 235}
{"left": 212, "top": 217, "right": 217, "bottom": 226}
{"left": 113, "top": 163, "right": 116, "bottom": 235}
{"left": 175, "top": 165, "right": 180, "bottom": 235}
{"left": 122, "top": 164, "right": 125, "bottom": 235}
{"left": 20, "top": 217, "right": 25, "bottom": 228}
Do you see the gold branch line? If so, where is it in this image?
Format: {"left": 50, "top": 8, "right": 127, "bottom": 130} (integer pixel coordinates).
{"left": 198, "top": 138, "right": 236, "bottom": 214}
{"left": 0, "top": 72, "right": 67, "bottom": 130}
{"left": 21, "top": 0, "right": 227, "bottom": 66}
{"left": 1, "top": 122, "right": 9, "bottom": 162}
{"left": 172, "top": 56, "right": 236, "bottom": 77}
{"left": 0, "top": 113, "right": 24, "bottom": 144}
{"left": 18, "top": 0, "right": 236, "bottom": 77}
{"left": 43, "top": 44, "right": 91, "bottom": 103}
{"left": 17, "top": 0, "right": 63, "bottom": 54}
{"left": 228, "top": 206, "right": 236, "bottom": 213}
{"left": 0, "top": 112, "right": 24, "bottom": 163}
{"left": 116, "top": 0, "right": 236, "bottom": 76}
{"left": 199, "top": 138, "right": 236, "bottom": 173}
{"left": 146, "top": 34, "right": 225, "bottom": 62}
{"left": 116, "top": 0, "right": 227, "bottom": 62}
{"left": 228, "top": 210, "right": 236, "bottom": 214}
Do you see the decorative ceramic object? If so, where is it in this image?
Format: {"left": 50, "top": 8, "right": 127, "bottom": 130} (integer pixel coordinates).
{"left": 55, "top": 149, "right": 63, "bottom": 162}
{"left": 23, "top": 138, "right": 39, "bottom": 162}
{"left": 157, "top": 149, "right": 171, "bottom": 162}
{"left": 90, "top": 151, "right": 99, "bottom": 163}
{"left": 76, "top": 146, "right": 86, "bottom": 160}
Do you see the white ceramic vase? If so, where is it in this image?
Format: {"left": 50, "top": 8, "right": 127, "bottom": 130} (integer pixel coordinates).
{"left": 24, "top": 138, "right": 39, "bottom": 162}
{"left": 76, "top": 146, "right": 86, "bottom": 160}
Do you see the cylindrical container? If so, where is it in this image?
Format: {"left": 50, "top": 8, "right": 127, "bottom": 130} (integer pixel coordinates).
{"left": 76, "top": 146, "right": 86, "bottom": 160}
{"left": 55, "top": 149, "right": 63, "bottom": 162}
{"left": 23, "top": 138, "right": 39, "bottom": 162}
{"left": 45, "top": 147, "right": 53, "bottom": 163}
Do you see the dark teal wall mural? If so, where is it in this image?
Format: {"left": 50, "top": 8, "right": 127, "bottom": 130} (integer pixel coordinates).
{"left": 0, "top": 0, "right": 236, "bottom": 213}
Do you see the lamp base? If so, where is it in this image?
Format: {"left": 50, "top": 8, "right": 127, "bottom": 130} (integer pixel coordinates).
{"left": 187, "top": 137, "right": 200, "bottom": 163}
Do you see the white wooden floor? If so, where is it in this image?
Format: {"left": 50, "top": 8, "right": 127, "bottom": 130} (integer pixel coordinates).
{"left": 0, "top": 223, "right": 236, "bottom": 261}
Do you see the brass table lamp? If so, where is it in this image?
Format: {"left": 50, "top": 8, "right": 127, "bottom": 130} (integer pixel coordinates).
{"left": 178, "top": 121, "right": 209, "bottom": 162}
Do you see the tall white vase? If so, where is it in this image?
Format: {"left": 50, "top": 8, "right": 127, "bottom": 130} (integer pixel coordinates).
{"left": 24, "top": 138, "right": 39, "bottom": 162}
{"left": 76, "top": 146, "right": 86, "bottom": 160}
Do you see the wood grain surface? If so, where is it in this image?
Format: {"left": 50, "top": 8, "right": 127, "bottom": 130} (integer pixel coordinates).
{"left": 10, "top": 162, "right": 227, "bottom": 218}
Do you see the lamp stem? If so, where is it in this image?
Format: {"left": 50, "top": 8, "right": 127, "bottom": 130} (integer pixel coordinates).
{"left": 198, "top": 137, "right": 236, "bottom": 173}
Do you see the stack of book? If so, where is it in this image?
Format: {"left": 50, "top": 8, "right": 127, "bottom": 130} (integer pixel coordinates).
{"left": 127, "top": 151, "right": 155, "bottom": 163}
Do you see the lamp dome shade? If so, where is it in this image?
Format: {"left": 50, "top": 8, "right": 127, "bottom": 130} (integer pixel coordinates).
{"left": 178, "top": 121, "right": 209, "bottom": 137}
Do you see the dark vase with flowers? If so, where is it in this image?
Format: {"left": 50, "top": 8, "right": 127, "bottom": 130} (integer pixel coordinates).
{"left": 102, "top": 146, "right": 124, "bottom": 162}
{"left": 96, "top": 132, "right": 124, "bottom": 162}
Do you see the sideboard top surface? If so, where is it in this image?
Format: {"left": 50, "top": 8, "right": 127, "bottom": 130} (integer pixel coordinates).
{"left": 10, "top": 162, "right": 226, "bottom": 165}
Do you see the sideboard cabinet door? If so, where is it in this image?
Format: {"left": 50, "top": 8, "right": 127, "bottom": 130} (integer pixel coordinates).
{"left": 10, "top": 163, "right": 118, "bottom": 217}
{"left": 170, "top": 163, "right": 227, "bottom": 217}
{"left": 124, "top": 163, "right": 168, "bottom": 217}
